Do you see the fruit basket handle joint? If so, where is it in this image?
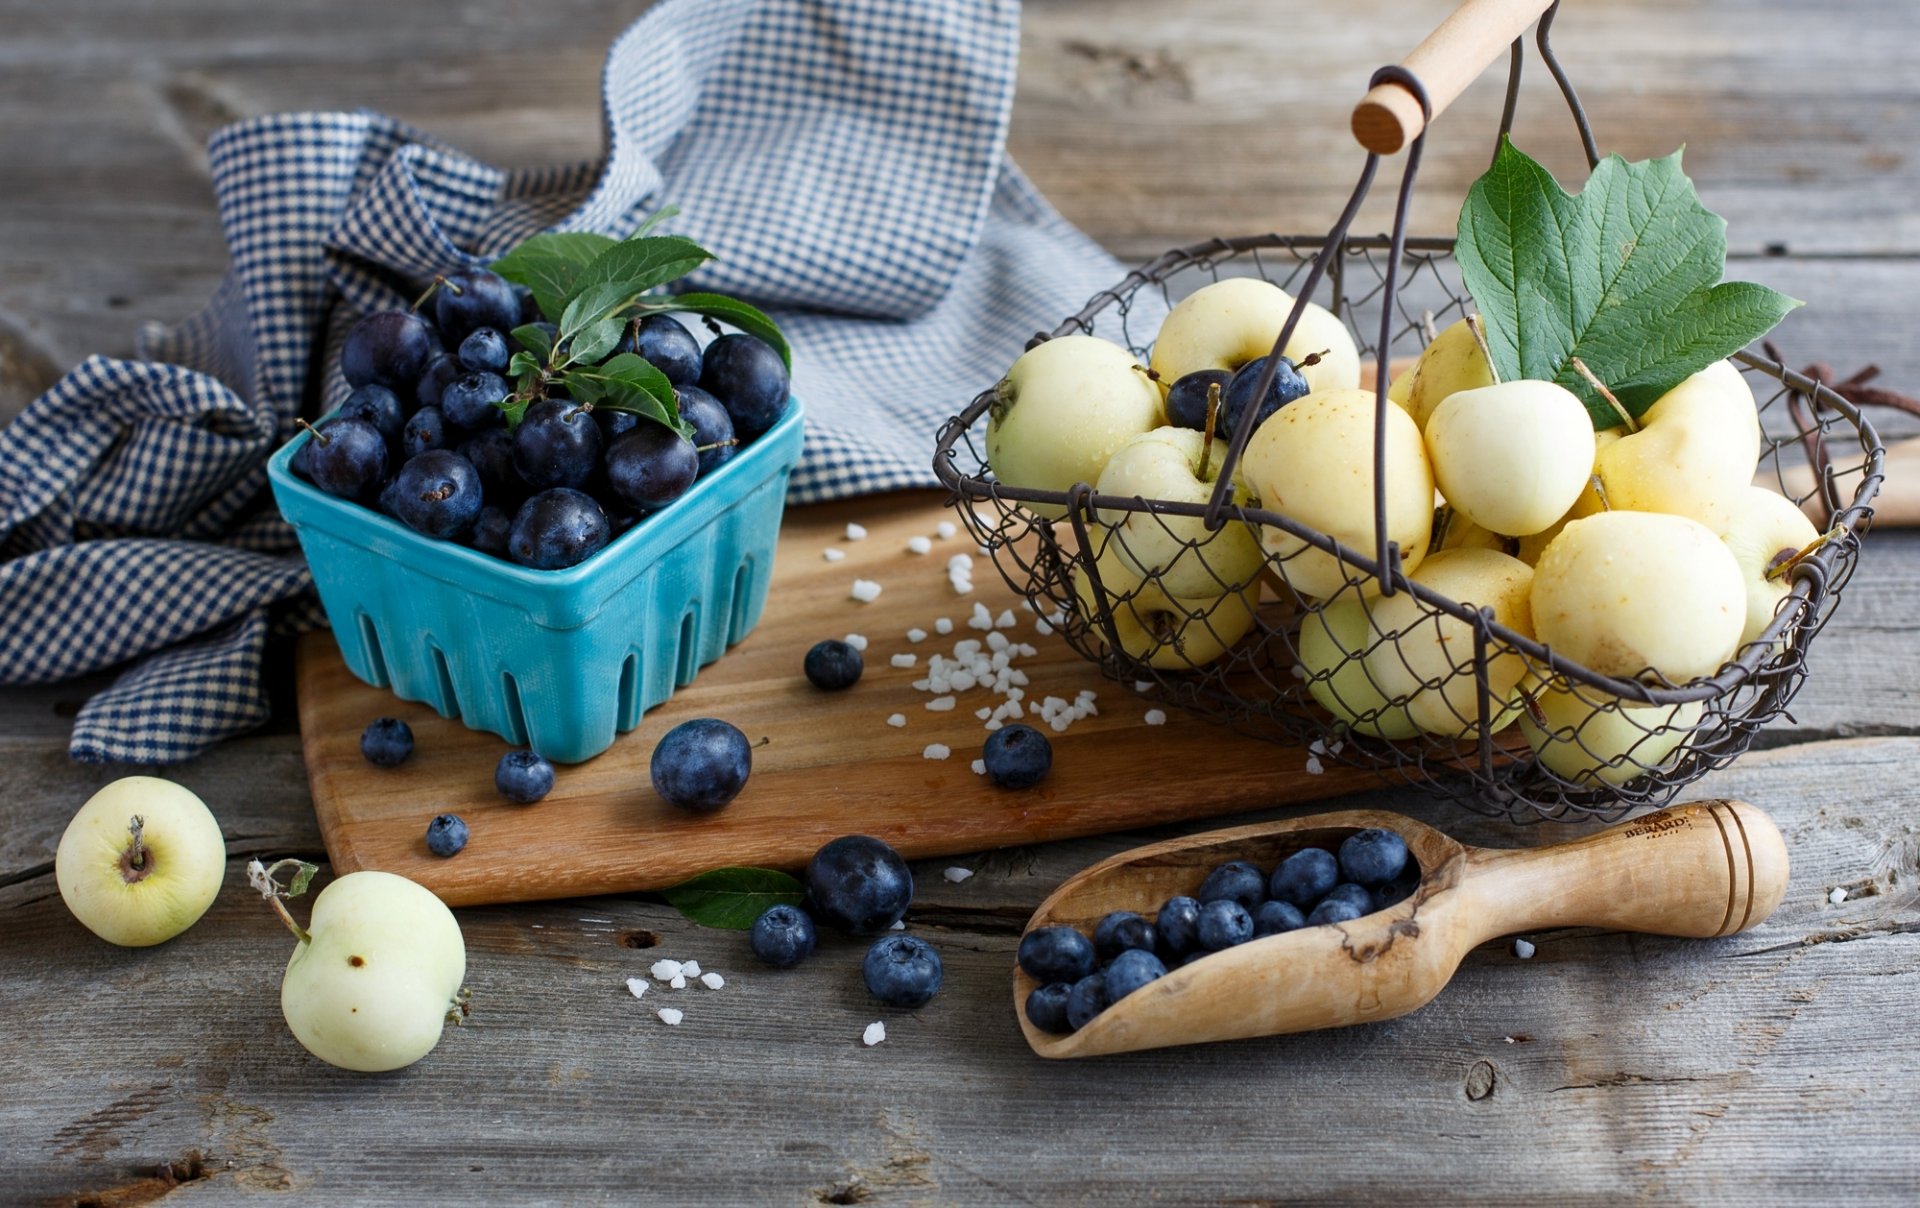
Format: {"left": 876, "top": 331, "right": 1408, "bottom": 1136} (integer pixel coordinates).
{"left": 1352, "top": 0, "right": 1561, "bottom": 154}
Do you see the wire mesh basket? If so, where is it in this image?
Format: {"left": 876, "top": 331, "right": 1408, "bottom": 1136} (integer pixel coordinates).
{"left": 931, "top": 1, "right": 1886, "bottom": 824}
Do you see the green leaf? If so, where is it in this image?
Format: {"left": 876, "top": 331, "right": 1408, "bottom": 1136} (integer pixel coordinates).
{"left": 576, "top": 234, "right": 712, "bottom": 298}
{"left": 489, "top": 232, "right": 615, "bottom": 324}
{"left": 287, "top": 861, "right": 318, "bottom": 899}
{"left": 630, "top": 203, "right": 682, "bottom": 238}
{"left": 563, "top": 353, "right": 691, "bottom": 440}
{"left": 510, "top": 323, "right": 554, "bottom": 363}
{"left": 640, "top": 292, "right": 791, "bottom": 370}
{"left": 569, "top": 316, "right": 625, "bottom": 366}
{"left": 507, "top": 350, "right": 541, "bottom": 379}
{"left": 499, "top": 392, "right": 533, "bottom": 430}
{"left": 661, "top": 866, "right": 805, "bottom": 930}
{"left": 559, "top": 280, "right": 640, "bottom": 341}
{"left": 1455, "top": 139, "right": 1801, "bottom": 425}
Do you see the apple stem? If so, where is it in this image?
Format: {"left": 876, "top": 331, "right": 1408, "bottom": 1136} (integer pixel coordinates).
{"left": 1588, "top": 473, "right": 1613, "bottom": 512}
{"left": 1199, "top": 382, "right": 1223, "bottom": 481}
{"left": 127, "top": 815, "right": 147, "bottom": 870}
{"left": 1420, "top": 309, "right": 1439, "bottom": 344}
{"left": 1767, "top": 524, "right": 1846, "bottom": 582}
{"left": 246, "top": 858, "right": 313, "bottom": 945}
{"left": 1465, "top": 314, "right": 1500, "bottom": 386}
{"left": 1569, "top": 357, "right": 1638, "bottom": 433}
{"left": 294, "top": 418, "right": 330, "bottom": 447}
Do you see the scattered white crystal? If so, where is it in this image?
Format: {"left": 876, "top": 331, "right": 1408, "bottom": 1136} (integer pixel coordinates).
{"left": 1513, "top": 939, "right": 1536, "bottom": 960}
{"left": 934, "top": 617, "right": 954, "bottom": 635}
{"left": 937, "top": 520, "right": 957, "bottom": 539}
{"left": 995, "top": 609, "right": 1018, "bottom": 629}
{"left": 823, "top": 548, "right": 846, "bottom": 563}
{"left": 948, "top": 554, "right": 974, "bottom": 571}
{"left": 851, "top": 579, "right": 883, "bottom": 602}
{"left": 658, "top": 1007, "right": 684, "bottom": 1026}
{"left": 975, "top": 706, "right": 993, "bottom": 720}
{"left": 669, "top": 975, "right": 688, "bottom": 989}
{"left": 844, "top": 633, "right": 868, "bottom": 651}
{"left": 863, "top": 1021, "right": 887, "bottom": 1046}
{"left": 888, "top": 920, "right": 906, "bottom": 930}
{"left": 887, "top": 712, "right": 908, "bottom": 728}
{"left": 969, "top": 603, "right": 994, "bottom": 630}
{"left": 950, "top": 578, "right": 974, "bottom": 594}
{"left": 1050, "top": 717, "right": 1069, "bottom": 733}
{"left": 1829, "top": 887, "right": 1849, "bottom": 905}
{"left": 924, "top": 743, "right": 952, "bottom": 760}
{"left": 926, "top": 696, "right": 957, "bottom": 712}
{"left": 907, "top": 536, "right": 933, "bottom": 555}
{"left": 971, "top": 758, "right": 988, "bottom": 775}
{"left": 907, "top": 627, "right": 927, "bottom": 642}
{"left": 625, "top": 977, "right": 649, "bottom": 1000}
{"left": 1034, "top": 617, "right": 1054, "bottom": 635}
{"left": 1304, "top": 756, "right": 1324, "bottom": 776}
{"left": 846, "top": 523, "right": 868, "bottom": 541}
{"left": 1144, "top": 709, "right": 1167, "bottom": 726}
{"left": 700, "top": 972, "right": 725, "bottom": 990}
{"left": 943, "top": 867, "right": 974, "bottom": 883}
{"left": 651, "top": 959, "right": 684, "bottom": 981}
{"left": 681, "top": 960, "right": 701, "bottom": 977}
{"left": 1134, "top": 680, "right": 1153, "bottom": 693}
{"left": 891, "top": 653, "right": 917, "bottom": 669}
{"left": 985, "top": 719, "right": 1004, "bottom": 731}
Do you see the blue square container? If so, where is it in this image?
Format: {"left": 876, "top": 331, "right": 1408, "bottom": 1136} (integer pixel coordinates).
{"left": 266, "top": 400, "right": 804, "bottom": 763}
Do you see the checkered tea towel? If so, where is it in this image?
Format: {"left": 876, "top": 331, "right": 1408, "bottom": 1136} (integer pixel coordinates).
{"left": 0, "top": 0, "right": 1151, "bottom": 764}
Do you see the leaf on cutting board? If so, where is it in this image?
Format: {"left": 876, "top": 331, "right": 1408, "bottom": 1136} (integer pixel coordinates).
{"left": 662, "top": 866, "right": 807, "bottom": 929}
{"left": 1455, "top": 138, "right": 1801, "bottom": 426}
{"left": 490, "top": 232, "right": 616, "bottom": 325}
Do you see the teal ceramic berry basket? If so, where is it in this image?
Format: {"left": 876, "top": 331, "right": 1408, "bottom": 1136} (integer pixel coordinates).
{"left": 267, "top": 399, "right": 804, "bottom": 763}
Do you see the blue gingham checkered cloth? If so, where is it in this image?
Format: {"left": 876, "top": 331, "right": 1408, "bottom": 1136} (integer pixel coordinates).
{"left": 0, "top": 0, "right": 1142, "bottom": 764}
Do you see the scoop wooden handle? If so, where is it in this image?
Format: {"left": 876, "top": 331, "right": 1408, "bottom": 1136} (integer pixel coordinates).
{"left": 1462, "top": 799, "right": 1790, "bottom": 939}
{"left": 1351, "top": 0, "right": 1560, "bottom": 155}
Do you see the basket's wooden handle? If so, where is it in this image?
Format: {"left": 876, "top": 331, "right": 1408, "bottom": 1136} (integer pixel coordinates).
{"left": 1351, "top": 0, "right": 1560, "bottom": 155}
{"left": 1461, "top": 799, "right": 1790, "bottom": 939}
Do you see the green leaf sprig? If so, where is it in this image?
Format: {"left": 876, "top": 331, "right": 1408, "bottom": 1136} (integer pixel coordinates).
{"left": 1455, "top": 139, "right": 1800, "bottom": 427}
{"left": 661, "top": 866, "right": 807, "bottom": 930}
{"left": 481, "top": 208, "right": 791, "bottom": 437}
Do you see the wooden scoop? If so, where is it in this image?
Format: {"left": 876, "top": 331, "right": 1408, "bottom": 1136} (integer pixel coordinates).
{"left": 1015, "top": 800, "right": 1788, "bottom": 1058}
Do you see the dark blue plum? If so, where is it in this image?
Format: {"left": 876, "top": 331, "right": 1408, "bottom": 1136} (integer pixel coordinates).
{"left": 982, "top": 723, "right": 1052, "bottom": 789}
{"left": 1092, "top": 911, "right": 1156, "bottom": 963}
{"left": 508, "top": 487, "right": 610, "bottom": 569}
{"left": 1197, "top": 860, "right": 1267, "bottom": 911}
{"left": 387, "top": 449, "right": 483, "bottom": 539}
{"left": 1066, "top": 973, "right": 1109, "bottom": 1031}
{"left": 806, "top": 835, "right": 913, "bottom": 935}
{"left": 749, "top": 903, "right": 817, "bottom": 968}
{"left": 604, "top": 502, "right": 643, "bottom": 536}
{"left": 1017, "top": 926, "right": 1097, "bottom": 984}
{"left": 651, "top": 717, "right": 751, "bottom": 813}
{"left": 1196, "top": 899, "right": 1254, "bottom": 951}
{"left": 1103, "top": 948, "right": 1167, "bottom": 1003}
{"left": 459, "top": 428, "right": 524, "bottom": 505}
{"left": 304, "top": 417, "right": 388, "bottom": 502}
{"left": 434, "top": 269, "right": 520, "bottom": 342}
{"left": 1320, "top": 883, "right": 1374, "bottom": 914}
{"left": 512, "top": 282, "right": 540, "bottom": 325}
{"left": 457, "top": 327, "right": 510, "bottom": 375}
{"left": 342, "top": 310, "right": 437, "bottom": 389}
{"left": 415, "top": 352, "right": 462, "bottom": 411}
{"left": 360, "top": 717, "right": 413, "bottom": 767}
{"left": 674, "top": 385, "right": 737, "bottom": 476}
{"left": 425, "top": 813, "right": 468, "bottom": 857}
{"left": 1270, "top": 847, "right": 1340, "bottom": 907}
{"left": 513, "top": 397, "right": 603, "bottom": 490}
{"left": 1025, "top": 982, "right": 1074, "bottom": 1033}
{"left": 700, "top": 333, "right": 790, "bottom": 440}
{"left": 596, "top": 408, "right": 641, "bottom": 443}
{"left": 402, "top": 405, "right": 448, "bottom": 457}
{"left": 803, "top": 639, "right": 863, "bottom": 691}
{"left": 1252, "top": 899, "right": 1307, "bottom": 937}
{"left": 620, "top": 315, "right": 704, "bottom": 385}
{"left": 339, "top": 383, "right": 405, "bottom": 445}
{"left": 441, "top": 371, "right": 509, "bottom": 431}
{"left": 1222, "top": 354, "right": 1311, "bottom": 437}
{"left": 863, "top": 934, "right": 943, "bottom": 1008}
{"left": 495, "top": 749, "right": 555, "bottom": 803}
{"left": 1307, "top": 897, "right": 1366, "bottom": 926}
{"left": 1339, "top": 827, "right": 1411, "bottom": 887}
{"left": 1164, "top": 369, "right": 1233, "bottom": 434}
{"left": 605, "top": 422, "right": 698, "bottom": 511}
{"left": 465, "top": 505, "right": 512, "bottom": 558}
{"left": 1155, "top": 896, "right": 1203, "bottom": 959}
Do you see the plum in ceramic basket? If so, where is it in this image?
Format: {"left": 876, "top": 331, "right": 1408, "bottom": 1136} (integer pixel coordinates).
{"left": 268, "top": 232, "right": 805, "bottom": 763}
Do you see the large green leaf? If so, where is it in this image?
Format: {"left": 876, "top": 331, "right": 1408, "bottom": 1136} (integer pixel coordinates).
{"left": 575, "top": 235, "right": 712, "bottom": 299}
{"left": 640, "top": 292, "right": 791, "bottom": 370}
{"left": 489, "top": 232, "right": 615, "bottom": 324}
{"left": 563, "top": 353, "right": 690, "bottom": 440}
{"left": 660, "top": 866, "right": 806, "bottom": 930}
{"left": 1456, "top": 139, "right": 1800, "bottom": 425}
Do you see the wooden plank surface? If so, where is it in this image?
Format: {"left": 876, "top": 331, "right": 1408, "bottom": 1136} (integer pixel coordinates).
{"left": 3, "top": 0, "right": 1918, "bottom": 1203}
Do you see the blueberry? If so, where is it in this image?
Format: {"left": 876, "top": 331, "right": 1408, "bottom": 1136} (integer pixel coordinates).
{"left": 1017, "top": 926, "right": 1097, "bottom": 984}
{"left": 465, "top": 505, "right": 512, "bottom": 558}
{"left": 1307, "top": 897, "right": 1366, "bottom": 926}
{"left": 863, "top": 934, "right": 943, "bottom": 1008}
{"left": 806, "top": 835, "right": 913, "bottom": 934}
{"left": 1104, "top": 947, "right": 1167, "bottom": 1003}
{"left": 749, "top": 903, "right": 817, "bottom": 968}
{"left": 651, "top": 718, "right": 752, "bottom": 813}
{"left": 675, "top": 385, "right": 737, "bottom": 475}
{"left": 1222, "top": 354, "right": 1311, "bottom": 436}
{"left": 513, "top": 398, "right": 603, "bottom": 490}
{"left": 596, "top": 408, "right": 641, "bottom": 443}
{"left": 459, "top": 427, "right": 525, "bottom": 505}
{"left": 388, "top": 449, "right": 483, "bottom": 539}
{"left": 360, "top": 717, "right": 413, "bottom": 767}
{"left": 1165, "top": 369, "right": 1233, "bottom": 434}
{"left": 1025, "top": 982, "right": 1074, "bottom": 1034}
{"left": 1197, "top": 860, "right": 1267, "bottom": 911}
{"left": 1196, "top": 899, "right": 1254, "bottom": 951}
{"left": 1339, "top": 827, "right": 1411, "bottom": 887}
{"left": 402, "top": 405, "right": 448, "bottom": 457}
{"left": 1092, "top": 911, "right": 1156, "bottom": 963}
{"left": 1252, "top": 899, "right": 1307, "bottom": 937}
{"left": 508, "top": 488, "right": 609, "bottom": 569}
{"left": 1320, "top": 882, "right": 1374, "bottom": 915}
{"left": 700, "top": 333, "right": 790, "bottom": 440}
{"left": 339, "top": 383, "right": 405, "bottom": 445}
{"left": 434, "top": 268, "right": 520, "bottom": 342}
{"left": 512, "top": 282, "right": 540, "bottom": 325}
{"left": 1269, "top": 847, "right": 1340, "bottom": 907}
{"left": 619, "top": 315, "right": 704, "bottom": 386}
{"left": 415, "top": 352, "right": 462, "bottom": 411}
{"left": 425, "top": 813, "right": 468, "bottom": 857}
{"left": 1065, "top": 973, "right": 1109, "bottom": 1030}
{"left": 1155, "top": 896, "right": 1203, "bottom": 959}
{"left": 981, "top": 723, "right": 1052, "bottom": 789}
{"left": 495, "top": 749, "right": 555, "bottom": 803}
{"left": 441, "top": 371, "right": 509, "bottom": 431}
{"left": 342, "top": 310, "right": 438, "bottom": 389}
{"left": 803, "top": 639, "right": 863, "bottom": 691}
{"left": 304, "top": 417, "right": 389, "bottom": 502}
{"left": 458, "top": 326, "right": 510, "bottom": 375}
{"left": 605, "top": 422, "right": 698, "bottom": 510}
{"left": 1373, "top": 873, "right": 1420, "bottom": 912}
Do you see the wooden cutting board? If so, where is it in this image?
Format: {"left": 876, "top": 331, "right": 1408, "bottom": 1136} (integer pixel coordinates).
{"left": 296, "top": 490, "right": 1377, "bottom": 906}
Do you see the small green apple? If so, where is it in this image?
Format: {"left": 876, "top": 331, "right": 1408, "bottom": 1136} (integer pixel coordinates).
{"left": 56, "top": 776, "right": 225, "bottom": 947}
{"left": 985, "top": 335, "right": 1164, "bottom": 519}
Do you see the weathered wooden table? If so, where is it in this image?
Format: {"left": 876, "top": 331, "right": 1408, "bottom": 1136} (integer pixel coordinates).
{"left": 5, "top": 1, "right": 1917, "bottom": 1202}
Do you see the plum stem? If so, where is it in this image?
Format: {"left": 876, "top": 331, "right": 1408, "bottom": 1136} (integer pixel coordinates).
{"left": 294, "top": 418, "right": 330, "bottom": 447}
{"left": 412, "top": 274, "right": 461, "bottom": 313}
{"left": 695, "top": 438, "right": 740, "bottom": 454}
{"left": 247, "top": 858, "right": 315, "bottom": 945}
{"left": 1569, "top": 357, "right": 1637, "bottom": 433}
{"left": 1465, "top": 314, "right": 1500, "bottom": 386}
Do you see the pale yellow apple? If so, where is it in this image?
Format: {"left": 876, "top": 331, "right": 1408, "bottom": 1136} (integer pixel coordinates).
{"left": 1520, "top": 679, "right": 1704, "bottom": 787}
{"left": 1425, "top": 380, "right": 1597, "bottom": 536}
{"left": 1516, "top": 428, "right": 1622, "bottom": 565}
{"left": 1394, "top": 317, "right": 1497, "bottom": 430}
{"left": 1148, "top": 277, "right": 1360, "bottom": 396}
{"left": 1072, "top": 556, "right": 1259, "bottom": 670}
{"left": 1720, "top": 485, "right": 1820, "bottom": 645}
{"left": 1593, "top": 360, "right": 1761, "bottom": 534}
{"left": 986, "top": 335, "right": 1164, "bottom": 519}
{"left": 1297, "top": 596, "right": 1421, "bottom": 739}
{"left": 1362, "top": 548, "right": 1535, "bottom": 736}
{"left": 1096, "top": 426, "right": 1264, "bottom": 597}
{"left": 56, "top": 776, "right": 225, "bottom": 947}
